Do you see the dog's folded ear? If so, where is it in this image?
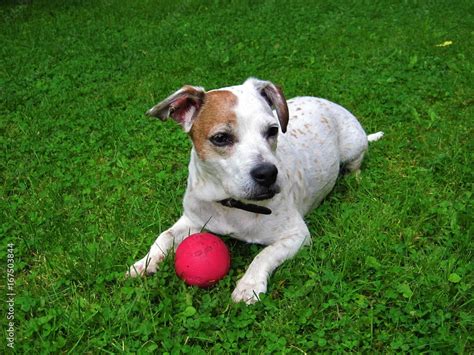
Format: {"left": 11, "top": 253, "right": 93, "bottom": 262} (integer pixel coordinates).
{"left": 146, "top": 85, "right": 205, "bottom": 132}
{"left": 246, "top": 78, "right": 289, "bottom": 133}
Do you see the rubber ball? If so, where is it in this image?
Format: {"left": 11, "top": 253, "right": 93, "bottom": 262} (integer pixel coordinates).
{"left": 175, "top": 232, "right": 230, "bottom": 288}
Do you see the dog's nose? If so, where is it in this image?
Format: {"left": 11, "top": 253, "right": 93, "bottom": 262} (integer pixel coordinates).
{"left": 250, "top": 163, "right": 278, "bottom": 187}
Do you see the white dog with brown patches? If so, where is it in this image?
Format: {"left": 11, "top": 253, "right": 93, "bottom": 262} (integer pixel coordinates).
{"left": 128, "top": 78, "right": 383, "bottom": 304}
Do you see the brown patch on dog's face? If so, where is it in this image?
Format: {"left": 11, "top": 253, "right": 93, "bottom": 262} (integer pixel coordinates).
{"left": 189, "top": 90, "right": 238, "bottom": 160}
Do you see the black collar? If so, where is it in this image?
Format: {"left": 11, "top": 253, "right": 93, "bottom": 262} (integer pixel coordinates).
{"left": 219, "top": 198, "right": 272, "bottom": 215}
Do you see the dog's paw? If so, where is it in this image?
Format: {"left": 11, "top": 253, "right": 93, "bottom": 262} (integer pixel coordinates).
{"left": 126, "top": 255, "right": 160, "bottom": 278}
{"left": 232, "top": 277, "right": 267, "bottom": 304}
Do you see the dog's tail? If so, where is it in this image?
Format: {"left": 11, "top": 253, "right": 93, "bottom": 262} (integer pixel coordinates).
{"left": 367, "top": 131, "right": 384, "bottom": 142}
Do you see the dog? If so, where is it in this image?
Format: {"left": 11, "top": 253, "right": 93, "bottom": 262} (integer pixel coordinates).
{"left": 127, "top": 78, "right": 383, "bottom": 304}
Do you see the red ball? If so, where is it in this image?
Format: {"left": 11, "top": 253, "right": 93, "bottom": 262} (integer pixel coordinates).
{"left": 175, "top": 232, "right": 230, "bottom": 288}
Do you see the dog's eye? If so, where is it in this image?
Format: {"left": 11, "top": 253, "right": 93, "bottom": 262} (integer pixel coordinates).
{"left": 266, "top": 126, "right": 279, "bottom": 138}
{"left": 210, "top": 132, "right": 234, "bottom": 147}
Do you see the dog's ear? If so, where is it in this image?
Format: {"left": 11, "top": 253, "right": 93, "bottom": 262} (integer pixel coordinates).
{"left": 146, "top": 85, "right": 205, "bottom": 132}
{"left": 247, "top": 78, "right": 289, "bottom": 133}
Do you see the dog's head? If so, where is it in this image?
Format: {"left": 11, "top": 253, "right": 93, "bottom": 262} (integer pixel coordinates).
{"left": 147, "top": 78, "right": 289, "bottom": 203}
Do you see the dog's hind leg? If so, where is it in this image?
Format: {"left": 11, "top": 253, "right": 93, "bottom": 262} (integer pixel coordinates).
{"left": 343, "top": 152, "right": 365, "bottom": 174}
{"left": 341, "top": 132, "right": 384, "bottom": 174}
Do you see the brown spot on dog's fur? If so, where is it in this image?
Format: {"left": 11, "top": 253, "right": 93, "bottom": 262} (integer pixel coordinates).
{"left": 296, "top": 170, "right": 303, "bottom": 181}
{"left": 296, "top": 128, "right": 305, "bottom": 135}
{"left": 189, "top": 90, "right": 238, "bottom": 160}
{"left": 320, "top": 116, "right": 331, "bottom": 128}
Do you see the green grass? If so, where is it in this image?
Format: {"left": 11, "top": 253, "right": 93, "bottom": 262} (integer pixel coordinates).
{"left": 1, "top": 0, "right": 473, "bottom": 352}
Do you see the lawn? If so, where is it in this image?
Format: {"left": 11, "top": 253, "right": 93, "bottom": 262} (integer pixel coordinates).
{"left": 1, "top": 0, "right": 473, "bottom": 353}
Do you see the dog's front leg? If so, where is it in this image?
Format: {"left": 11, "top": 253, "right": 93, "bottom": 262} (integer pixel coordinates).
{"left": 232, "top": 220, "right": 310, "bottom": 304}
{"left": 127, "top": 215, "right": 199, "bottom": 277}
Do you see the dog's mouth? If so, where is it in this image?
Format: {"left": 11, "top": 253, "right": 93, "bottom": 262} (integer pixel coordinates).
{"left": 248, "top": 184, "right": 280, "bottom": 200}
{"left": 247, "top": 192, "right": 275, "bottom": 201}
{"left": 219, "top": 186, "right": 280, "bottom": 215}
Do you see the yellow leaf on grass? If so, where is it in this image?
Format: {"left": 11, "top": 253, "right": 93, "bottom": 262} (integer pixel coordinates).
{"left": 435, "top": 41, "right": 453, "bottom": 47}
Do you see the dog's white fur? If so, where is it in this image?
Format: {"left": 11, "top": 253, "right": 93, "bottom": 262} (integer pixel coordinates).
{"left": 128, "top": 78, "right": 383, "bottom": 304}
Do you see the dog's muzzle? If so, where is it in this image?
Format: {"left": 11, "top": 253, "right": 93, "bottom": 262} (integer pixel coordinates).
{"left": 219, "top": 163, "right": 280, "bottom": 215}
{"left": 248, "top": 162, "right": 280, "bottom": 201}
{"left": 250, "top": 163, "right": 278, "bottom": 188}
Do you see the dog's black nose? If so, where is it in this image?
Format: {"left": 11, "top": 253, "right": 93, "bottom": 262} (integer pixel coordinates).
{"left": 250, "top": 163, "right": 278, "bottom": 187}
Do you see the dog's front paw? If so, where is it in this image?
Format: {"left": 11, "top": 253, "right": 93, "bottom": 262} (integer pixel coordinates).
{"left": 126, "top": 255, "right": 161, "bottom": 278}
{"left": 232, "top": 277, "right": 267, "bottom": 304}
